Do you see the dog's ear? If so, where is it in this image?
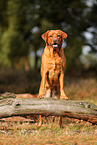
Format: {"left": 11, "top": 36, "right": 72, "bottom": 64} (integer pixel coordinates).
{"left": 41, "top": 31, "right": 49, "bottom": 43}
{"left": 59, "top": 30, "right": 67, "bottom": 42}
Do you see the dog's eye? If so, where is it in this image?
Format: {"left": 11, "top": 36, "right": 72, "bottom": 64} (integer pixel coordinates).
{"left": 49, "top": 35, "right": 52, "bottom": 38}
{"left": 57, "top": 34, "right": 60, "bottom": 37}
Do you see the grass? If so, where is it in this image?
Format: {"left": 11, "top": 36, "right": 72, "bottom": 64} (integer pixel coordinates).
{"left": 65, "top": 77, "right": 97, "bottom": 104}
{"left": 0, "top": 120, "right": 97, "bottom": 145}
{"left": 0, "top": 70, "right": 97, "bottom": 144}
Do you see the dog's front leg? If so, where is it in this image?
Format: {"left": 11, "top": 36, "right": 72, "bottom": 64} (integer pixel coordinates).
{"left": 38, "top": 71, "right": 46, "bottom": 98}
{"left": 59, "top": 72, "right": 68, "bottom": 99}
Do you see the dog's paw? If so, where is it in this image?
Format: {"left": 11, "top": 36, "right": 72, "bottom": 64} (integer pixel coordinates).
{"left": 60, "top": 95, "right": 68, "bottom": 100}
{"left": 60, "top": 90, "right": 68, "bottom": 100}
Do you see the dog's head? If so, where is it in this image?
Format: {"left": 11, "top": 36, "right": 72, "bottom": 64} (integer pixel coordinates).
{"left": 41, "top": 30, "right": 67, "bottom": 50}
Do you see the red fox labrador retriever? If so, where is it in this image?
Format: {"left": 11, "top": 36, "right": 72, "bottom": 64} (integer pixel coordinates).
{"left": 38, "top": 30, "right": 68, "bottom": 128}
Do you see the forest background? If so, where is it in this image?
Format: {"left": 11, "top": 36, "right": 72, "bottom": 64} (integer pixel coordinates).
{"left": 0, "top": 0, "right": 97, "bottom": 94}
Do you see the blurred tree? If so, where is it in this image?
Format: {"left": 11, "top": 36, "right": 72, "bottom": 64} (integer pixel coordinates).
{"left": 0, "top": 0, "right": 8, "bottom": 59}
{"left": 0, "top": 0, "right": 31, "bottom": 70}
{"left": 81, "top": 1, "right": 97, "bottom": 72}
{"left": 0, "top": 0, "right": 96, "bottom": 71}
{"left": 88, "top": 1, "right": 97, "bottom": 53}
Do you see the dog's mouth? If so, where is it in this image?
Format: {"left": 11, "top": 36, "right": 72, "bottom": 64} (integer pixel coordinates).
{"left": 52, "top": 43, "right": 59, "bottom": 48}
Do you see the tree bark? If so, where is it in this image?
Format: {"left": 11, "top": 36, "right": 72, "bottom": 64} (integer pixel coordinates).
{"left": 25, "top": 55, "right": 30, "bottom": 71}
{"left": 34, "top": 51, "right": 38, "bottom": 70}
{"left": 0, "top": 95, "right": 97, "bottom": 124}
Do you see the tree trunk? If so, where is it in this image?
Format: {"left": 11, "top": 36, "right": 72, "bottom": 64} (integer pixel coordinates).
{"left": 25, "top": 55, "right": 30, "bottom": 71}
{"left": 34, "top": 51, "right": 38, "bottom": 70}
{"left": 0, "top": 94, "right": 97, "bottom": 124}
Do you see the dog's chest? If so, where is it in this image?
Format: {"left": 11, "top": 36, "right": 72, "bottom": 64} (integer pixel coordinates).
{"left": 45, "top": 56, "right": 62, "bottom": 77}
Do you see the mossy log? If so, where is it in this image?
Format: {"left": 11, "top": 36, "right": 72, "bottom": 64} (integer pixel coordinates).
{"left": 0, "top": 93, "right": 97, "bottom": 124}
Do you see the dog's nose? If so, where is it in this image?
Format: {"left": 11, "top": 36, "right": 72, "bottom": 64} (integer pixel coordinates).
{"left": 53, "top": 38, "right": 57, "bottom": 43}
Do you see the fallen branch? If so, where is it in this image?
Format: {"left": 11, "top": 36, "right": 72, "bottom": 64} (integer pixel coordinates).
{"left": 0, "top": 94, "right": 97, "bottom": 124}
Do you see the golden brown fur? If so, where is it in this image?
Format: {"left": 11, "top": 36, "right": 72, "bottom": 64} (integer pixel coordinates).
{"left": 16, "top": 93, "right": 38, "bottom": 98}
{"left": 38, "top": 30, "right": 68, "bottom": 99}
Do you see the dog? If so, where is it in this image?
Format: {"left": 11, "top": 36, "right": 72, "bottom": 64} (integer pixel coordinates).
{"left": 38, "top": 30, "right": 68, "bottom": 128}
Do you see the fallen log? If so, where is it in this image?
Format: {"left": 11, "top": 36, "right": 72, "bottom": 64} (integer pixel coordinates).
{"left": 0, "top": 94, "right": 97, "bottom": 124}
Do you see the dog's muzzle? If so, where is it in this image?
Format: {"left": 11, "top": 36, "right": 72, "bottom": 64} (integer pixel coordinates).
{"left": 52, "top": 43, "right": 59, "bottom": 48}
{"left": 52, "top": 38, "right": 59, "bottom": 48}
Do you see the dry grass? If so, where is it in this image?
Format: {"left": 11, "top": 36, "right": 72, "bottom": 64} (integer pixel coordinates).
{"left": 0, "top": 119, "right": 97, "bottom": 145}
{"left": 65, "top": 77, "right": 97, "bottom": 104}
